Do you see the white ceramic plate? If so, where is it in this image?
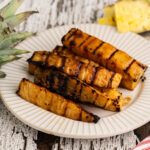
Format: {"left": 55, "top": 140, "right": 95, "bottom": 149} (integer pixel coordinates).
{"left": 0, "top": 24, "right": 150, "bottom": 139}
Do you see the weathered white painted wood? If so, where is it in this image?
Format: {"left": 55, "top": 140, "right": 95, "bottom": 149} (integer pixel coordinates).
{"left": 0, "top": 0, "right": 141, "bottom": 149}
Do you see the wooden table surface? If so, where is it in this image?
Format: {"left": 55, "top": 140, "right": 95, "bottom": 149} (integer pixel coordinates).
{"left": 0, "top": 0, "right": 150, "bottom": 149}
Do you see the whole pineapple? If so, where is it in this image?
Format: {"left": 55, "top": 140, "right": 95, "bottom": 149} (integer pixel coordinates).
{"left": 0, "top": 0, "right": 38, "bottom": 78}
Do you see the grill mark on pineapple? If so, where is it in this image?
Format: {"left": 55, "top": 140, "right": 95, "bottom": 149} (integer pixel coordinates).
{"left": 76, "top": 61, "right": 83, "bottom": 77}
{"left": 108, "top": 49, "right": 119, "bottom": 61}
{"left": 92, "top": 41, "right": 104, "bottom": 54}
{"left": 59, "top": 56, "right": 66, "bottom": 71}
{"left": 51, "top": 71, "right": 69, "bottom": 98}
{"left": 106, "top": 49, "right": 119, "bottom": 68}
{"left": 83, "top": 37, "right": 97, "bottom": 52}
{"left": 27, "top": 51, "right": 36, "bottom": 63}
{"left": 66, "top": 28, "right": 78, "bottom": 41}
{"left": 53, "top": 45, "right": 62, "bottom": 55}
{"left": 48, "top": 71, "right": 55, "bottom": 90}
{"left": 124, "top": 59, "right": 136, "bottom": 72}
{"left": 90, "top": 67, "right": 98, "bottom": 85}
{"left": 73, "top": 79, "right": 82, "bottom": 101}
{"left": 64, "top": 102, "right": 68, "bottom": 117}
{"left": 90, "top": 113, "right": 100, "bottom": 123}
{"left": 78, "top": 110, "right": 82, "bottom": 121}
{"left": 79, "top": 35, "right": 91, "bottom": 47}
{"left": 57, "top": 73, "right": 66, "bottom": 94}
{"left": 78, "top": 84, "right": 83, "bottom": 100}
{"left": 107, "top": 72, "right": 115, "bottom": 88}
{"left": 137, "top": 62, "right": 147, "bottom": 70}
{"left": 45, "top": 53, "right": 51, "bottom": 67}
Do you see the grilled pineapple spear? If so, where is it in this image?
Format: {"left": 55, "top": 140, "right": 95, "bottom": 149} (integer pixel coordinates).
{"left": 34, "top": 67, "right": 123, "bottom": 112}
{"left": 17, "top": 78, "right": 100, "bottom": 123}
{"left": 27, "top": 48, "right": 122, "bottom": 89}
{"left": 0, "top": 0, "right": 38, "bottom": 78}
{"left": 52, "top": 45, "right": 100, "bottom": 67}
{"left": 62, "top": 28, "right": 148, "bottom": 90}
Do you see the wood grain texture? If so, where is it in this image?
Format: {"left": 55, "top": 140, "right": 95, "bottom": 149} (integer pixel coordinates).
{"left": 0, "top": 0, "right": 149, "bottom": 150}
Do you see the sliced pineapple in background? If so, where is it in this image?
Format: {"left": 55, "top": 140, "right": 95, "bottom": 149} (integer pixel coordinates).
{"left": 98, "top": 0, "right": 150, "bottom": 33}
{"left": 115, "top": 0, "right": 150, "bottom": 33}
{"left": 98, "top": 5, "right": 116, "bottom": 26}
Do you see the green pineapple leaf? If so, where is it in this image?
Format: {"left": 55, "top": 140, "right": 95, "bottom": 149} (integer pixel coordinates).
{"left": 0, "top": 0, "right": 24, "bottom": 18}
{"left": 1, "top": 11, "right": 38, "bottom": 29}
{"left": 0, "top": 71, "right": 6, "bottom": 78}
{"left": 0, "top": 55, "right": 20, "bottom": 65}
{"left": 0, "top": 48, "right": 29, "bottom": 55}
{"left": 0, "top": 32, "right": 34, "bottom": 49}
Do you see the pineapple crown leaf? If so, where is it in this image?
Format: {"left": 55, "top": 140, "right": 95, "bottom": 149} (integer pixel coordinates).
{"left": 0, "top": 0, "right": 24, "bottom": 18}
{"left": 0, "top": 0, "right": 38, "bottom": 78}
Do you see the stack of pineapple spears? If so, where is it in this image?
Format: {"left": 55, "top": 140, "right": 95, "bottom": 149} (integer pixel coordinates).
{"left": 0, "top": 0, "right": 38, "bottom": 77}
{"left": 17, "top": 28, "right": 147, "bottom": 123}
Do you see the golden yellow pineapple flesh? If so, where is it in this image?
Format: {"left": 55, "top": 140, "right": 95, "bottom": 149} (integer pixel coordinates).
{"left": 98, "top": 5, "right": 116, "bottom": 26}
{"left": 98, "top": 0, "right": 150, "bottom": 33}
{"left": 115, "top": 0, "right": 150, "bottom": 33}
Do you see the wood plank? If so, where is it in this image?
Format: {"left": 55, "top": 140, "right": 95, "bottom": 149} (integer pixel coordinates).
{"left": 134, "top": 122, "right": 150, "bottom": 141}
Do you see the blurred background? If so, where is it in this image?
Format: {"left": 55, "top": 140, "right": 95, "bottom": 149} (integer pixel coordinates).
{"left": 0, "top": 0, "right": 117, "bottom": 32}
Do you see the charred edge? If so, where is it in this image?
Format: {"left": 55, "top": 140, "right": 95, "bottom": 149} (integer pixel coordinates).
{"left": 61, "top": 35, "right": 66, "bottom": 43}
{"left": 28, "top": 61, "right": 43, "bottom": 66}
{"left": 27, "top": 52, "right": 36, "bottom": 62}
{"left": 49, "top": 70, "right": 73, "bottom": 100}
{"left": 61, "top": 28, "right": 76, "bottom": 42}
{"left": 69, "top": 40, "right": 76, "bottom": 46}
{"left": 90, "top": 113, "right": 100, "bottom": 123}
{"left": 16, "top": 79, "right": 23, "bottom": 94}
{"left": 57, "top": 73, "right": 67, "bottom": 96}
{"left": 124, "top": 59, "right": 136, "bottom": 72}
{"left": 55, "top": 45, "right": 60, "bottom": 50}
{"left": 76, "top": 61, "right": 83, "bottom": 77}
{"left": 90, "top": 67, "right": 98, "bottom": 85}
{"left": 53, "top": 45, "right": 61, "bottom": 54}
{"left": 62, "top": 45, "right": 67, "bottom": 50}
{"left": 78, "top": 84, "right": 83, "bottom": 100}
{"left": 92, "top": 41, "right": 104, "bottom": 54}
{"left": 79, "top": 110, "right": 82, "bottom": 121}
{"left": 141, "top": 76, "right": 146, "bottom": 82}
{"left": 79, "top": 35, "right": 91, "bottom": 47}
{"left": 115, "top": 96, "right": 121, "bottom": 112}
{"left": 45, "top": 53, "right": 51, "bottom": 68}
{"left": 72, "top": 79, "right": 81, "bottom": 102}
{"left": 107, "top": 72, "right": 115, "bottom": 88}
{"left": 48, "top": 71, "right": 55, "bottom": 90}
{"left": 133, "top": 79, "right": 137, "bottom": 82}
{"left": 92, "top": 89, "right": 95, "bottom": 94}
{"left": 66, "top": 28, "right": 78, "bottom": 40}
{"left": 64, "top": 102, "right": 68, "bottom": 117}
{"left": 116, "top": 108, "right": 120, "bottom": 112}
{"left": 137, "top": 63, "right": 147, "bottom": 70}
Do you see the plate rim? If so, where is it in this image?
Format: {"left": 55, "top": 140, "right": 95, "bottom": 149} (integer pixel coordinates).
{"left": 0, "top": 24, "right": 150, "bottom": 139}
